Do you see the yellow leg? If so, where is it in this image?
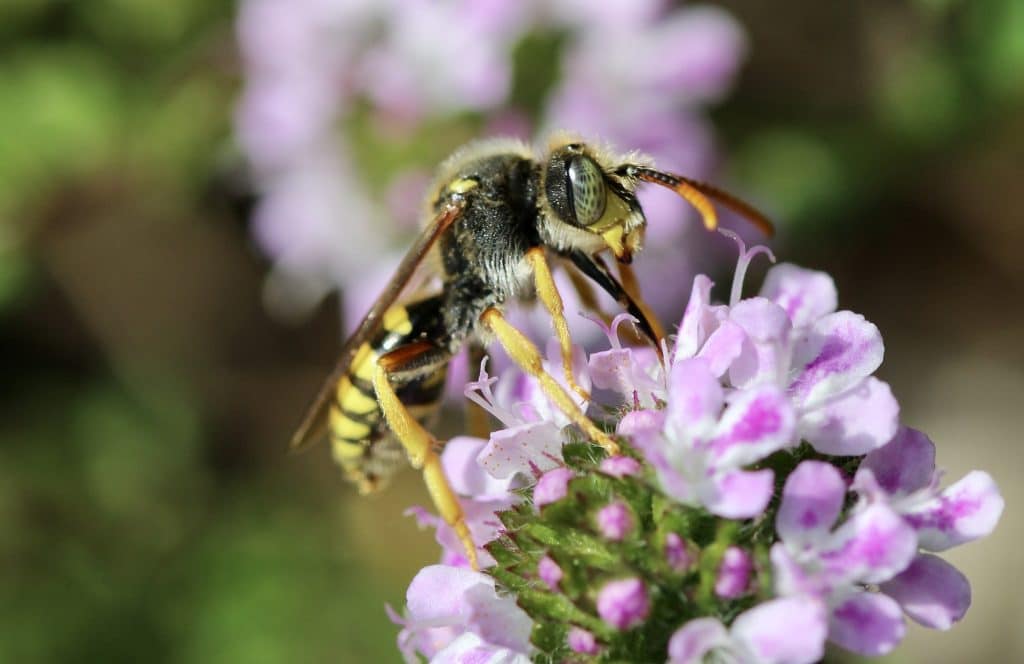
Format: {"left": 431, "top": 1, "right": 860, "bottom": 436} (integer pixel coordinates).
{"left": 525, "top": 248, "right": 591, "bottom": 402}
{"left": 481, "top": 308, "right": 620, "bottom": 456}
{"left": 373, "top": 360, "right": 479, "bottom": 570}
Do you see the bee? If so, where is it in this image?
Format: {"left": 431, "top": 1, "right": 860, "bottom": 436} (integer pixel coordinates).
{"left": 290, "top": 133, "right": 772, "bottom": 569}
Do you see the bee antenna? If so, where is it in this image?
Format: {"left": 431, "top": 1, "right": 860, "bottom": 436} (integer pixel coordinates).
{"left": 626, "top": 166, "right": 775, "bottom": 237}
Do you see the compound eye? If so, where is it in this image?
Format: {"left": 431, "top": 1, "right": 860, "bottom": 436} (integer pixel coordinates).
{"left": 568, "top": 156, "right": 607, "bottom": 227}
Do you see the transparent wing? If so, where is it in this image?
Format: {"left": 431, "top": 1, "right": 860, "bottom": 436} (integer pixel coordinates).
{"left": 289, "top": 200, "right": 466, "bottom": 451}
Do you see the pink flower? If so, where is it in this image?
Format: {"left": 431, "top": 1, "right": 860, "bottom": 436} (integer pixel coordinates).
{"left": 630, "top": 358, "right": 796, "bottom": 518}
{"left": 668, "top": 596, "right": 827, "bottom": 664}
{"left": 407, "top": 437, "right": 518, "bottom": 568}
{"left": 770, "top": 461, "right": 918, "bottom": 656}
{"left": 852, "top": 426, "right": 1003, "bottom": 630}
{"left": 391, "top": 565, "right": 532, "bottom": 662}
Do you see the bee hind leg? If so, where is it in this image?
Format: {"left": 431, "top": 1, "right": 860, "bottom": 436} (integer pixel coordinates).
{"left": 480, "top": 307, "right": 620, "bottom": 456}
{"left": 372, "top": 341, "right": 478, "bottom": 570}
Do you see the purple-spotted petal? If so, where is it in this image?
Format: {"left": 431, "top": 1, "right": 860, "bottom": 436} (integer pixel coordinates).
{"left": 696, "top": 319, "right": 745, "bottom": 377}
{"left": 667, "top": 358, "right": 723, "bottom": 429}
{"left": 728, "top": 297, "right": 792, "bottom": 389}
{"left": 905, "top": 471, "right": 1004, "bottom": 551}
{"left": 799, "top": 377, "right": 899, "bottom": 456}
{"left": 821, "top": 503, "right": 917, "bottom": 585}
{"left": 701, "top": 468, "right": 774, "bottom": 519}
{"left": 443, "top": 436, "right": 515, "bottom": 499}
{"left": 854, "top": 426, "right": 936, "bottom": 497}
{"left": 828, "top": 591, "right": 905, "bottom": 656}
{"left": 788, "top": 311, "right": 884, "bottom": 409}
{"left": 777, "top": 460, "right": 846, "bottom": 546}
{"left": 476, "top": 421, "right": 563, "bottom": 480}
{"left": 667, "top": 617, "right": 728, "bottom": 664}
{"left": 760, "top": 263, "right": 838, "bottom": 329}
{"left": 731, "top": 596, "right": 828, "bottom": 664}
{"left": 880, "top": 553, "right": 971, "bottom": 630}
{"left": 707, "top": 385, "right": 795, "bottom": 467}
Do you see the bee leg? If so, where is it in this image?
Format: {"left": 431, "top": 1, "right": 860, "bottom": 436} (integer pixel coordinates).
{"left": 564, "top": 261, "right": 609, "bottom": 322}
{"left": 525, "top": 248, "right": 591, "bottom": 402}
{"left": 480, "top": 307, "right": 620, "bottom": 456}
{"left": 617, "top": 261, "right": 667, "bottom": 350}
{"left": 373, "top": 342, "right": 479, "bottom": 571}
{"left": 465, "top": 344, "right": 492, "bottom": 439}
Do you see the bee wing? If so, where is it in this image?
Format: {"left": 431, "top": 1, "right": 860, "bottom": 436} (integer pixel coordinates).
{"left": 289, "top": 200, "right": 466, "bottom": 452}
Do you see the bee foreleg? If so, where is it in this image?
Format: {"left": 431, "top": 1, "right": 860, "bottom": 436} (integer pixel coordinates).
{"left": 525, "top": 248, "right": 591, "bottom": 402}
{"left": 373, "top": 342, "right": 478, "bottom": 570}
{"left": 480, "top": 307, "right": 620, "bottom": 456}
{"left": 617, "top": 261, "right": 667, "bottom": 349}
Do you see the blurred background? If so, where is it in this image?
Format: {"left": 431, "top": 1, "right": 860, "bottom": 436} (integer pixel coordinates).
{"left": 2, "top": 0, "right": 1022, "bottom": 661}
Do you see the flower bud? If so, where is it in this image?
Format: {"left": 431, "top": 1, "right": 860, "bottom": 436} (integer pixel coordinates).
{"left": 597, "top": 577, "right": 650, "bottom": 630}
{"left": 533, "top": 467, "right": 574, "bottom": 509}
{"left": 537, "top": 555, "right": 563, "bottom": 591}
{"left": 600, "top": 455, "right": 642, "bottom": 478}
{"left": 665, "top": 532, "right": 694, "bottom": 573}
{"left": 568, "top": 627, "right": 601, "bottom": 655}
{"left": 715, "top": 546, "right": 753, "bottom": 599}
{"left": 597, "top": 501, "right": 634, "bottom": 541}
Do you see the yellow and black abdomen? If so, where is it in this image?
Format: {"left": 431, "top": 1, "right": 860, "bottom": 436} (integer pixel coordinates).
{"left": 328, "top": 295, "right": 450, "bottom": 494}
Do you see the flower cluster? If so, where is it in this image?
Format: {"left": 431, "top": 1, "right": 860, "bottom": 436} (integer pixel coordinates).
{"left": 390, "top": 238, "right": 1003, "bottom": 663}
{"left": 235, "top": 0, "right": 746, "bottom": 321}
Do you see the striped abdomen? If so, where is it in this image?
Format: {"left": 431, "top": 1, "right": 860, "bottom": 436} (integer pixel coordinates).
{"left": 328, "top": 296, "right": 449, "bottom": 493}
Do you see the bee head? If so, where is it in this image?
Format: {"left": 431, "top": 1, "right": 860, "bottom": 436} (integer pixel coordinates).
{"left": 540, "top": 138, "right": 647, "bottom": 263}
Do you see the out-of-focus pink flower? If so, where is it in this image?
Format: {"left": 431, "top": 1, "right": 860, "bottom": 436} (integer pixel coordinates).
{"left": 391, "top": 564, "right": 533, "bottom": 663}
{"left": 567, "top": 626, "right": 601, "bottom": 655}
{"left": 534, "top": 467, "right": 574, "bottom": 509}
{"left": 596, "top": 577, "right": 650, "bottom": 630}
{"left": 596, "top": 501, "right": 634, "bottom": 541}
{"left": 668, "top": 596, "right": 827, "bottom": 664}
{"left": 714, "top": 546, "right": 752, "bottom": 599}
{"left": 537, "top": 555, "right": 563, "bottom": 591}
